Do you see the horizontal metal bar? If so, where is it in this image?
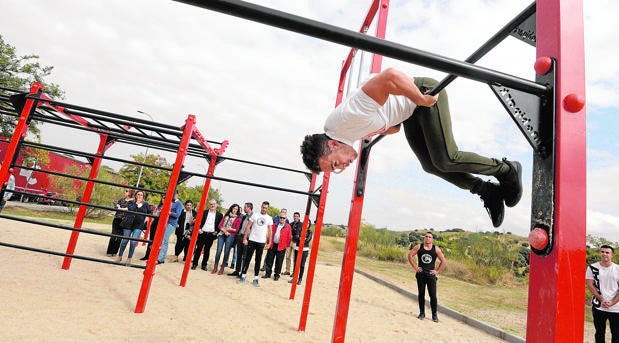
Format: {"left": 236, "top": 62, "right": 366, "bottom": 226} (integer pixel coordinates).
{"left": 176, "top": 0, "right": 548, "bottom": 95}
{"left": 430, "top": 1, "right": 537, "bottom": 95}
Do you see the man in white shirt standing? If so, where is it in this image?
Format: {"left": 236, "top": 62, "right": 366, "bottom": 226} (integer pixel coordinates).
{"left": 238, "top": 201, "right": 273, "bottom": 286}
{"left": 586, "top": 245, "right": 619, "bottom": 342}
{"left": 191, "top": 199, "right": 223, "bottom": 270}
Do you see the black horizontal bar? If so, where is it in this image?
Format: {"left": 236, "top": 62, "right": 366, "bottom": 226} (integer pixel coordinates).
{"left": 430, "top": 1, "right": 537, "bottom": 95}
{"left": 0, "top": 241, "right": 146, "bottom": 269}
{"left": 183, "top": 170, "right": 314, "bottom": 197}
{"left": 0, "top": 214, "right": 152, "bottom": 243}
{"left": 220, "top": 155, "right": 311, "bottom": 176}
{"left": 176, "top": 0, "right": 548, "bottom": 95}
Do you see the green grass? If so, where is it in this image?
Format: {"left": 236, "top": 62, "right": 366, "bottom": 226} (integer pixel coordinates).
{"left": 316, "top": 236, "right": 529, "bottom": 337}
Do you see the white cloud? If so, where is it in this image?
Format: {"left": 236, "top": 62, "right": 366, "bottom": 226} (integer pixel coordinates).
{"left": 0, "top": 0, "right": 616, "bottom": 240}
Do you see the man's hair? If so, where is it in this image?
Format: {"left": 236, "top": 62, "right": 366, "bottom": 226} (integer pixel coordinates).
{"left": 300, "top": 133, "right": 330, "bottom": 173}
{"left": 262, "top": 201, "right": 270, "bottom": 206}
{"left": 294, "top": 212, "right": 300, "bottom": 216}
{"left": 184, "top": 200, "right": 193, "bottom": 205}
{"left": 601, "top": 244, "right": 614, "bottom": 252}
{"left": 245, "top": 202, "right": 253, "bottom": 210}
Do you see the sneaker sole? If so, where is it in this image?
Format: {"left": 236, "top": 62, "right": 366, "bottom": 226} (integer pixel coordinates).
{"left": 504, "top": 160, "right": 522, "bottom": 208}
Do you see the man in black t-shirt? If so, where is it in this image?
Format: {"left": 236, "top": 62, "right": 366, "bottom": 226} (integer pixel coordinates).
{"left": 407, "top": 232, "right": 447, "bottom": 322}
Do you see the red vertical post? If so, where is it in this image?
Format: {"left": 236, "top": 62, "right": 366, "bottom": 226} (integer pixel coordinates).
{"left": 0, "top": 83, "right": 44, "bottom": 185}
{"left": 298, "top": 172, "right": 330, "bottom": 331}
{"left": 134, "top": 115, "right": 195, "bottom": 313}
{"left": 62, "top": 133, "right": 108, "bottom": 270}
{"left": 179, "top": 152, "right": 217, "bottom": 287}
{"left": 526, "top": 1, "right": 586, "bottom": 342}
{"left": 289, "top": 173, "right": 317, "bottom": 299}
{"left": 332, "top": 1, "right": 389, "bottom": 342}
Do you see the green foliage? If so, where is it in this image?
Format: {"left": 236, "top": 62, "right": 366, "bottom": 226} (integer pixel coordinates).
{"left": 118, "top": 153, "right": 172, "bottom": 191}
{"left": 0, "top": 35, "right": 64, "bottom": 139}
{"left": 267, "top": 206, "right": 281, "bottom": 218}
{"left": 48, "top": 163, "right": 122, "bottom": 218}
{"left": 321, "top": 225, "right": 346, "bottom": 238}
{"left": 586, "top": 234, "right": 619, "bottom": 266}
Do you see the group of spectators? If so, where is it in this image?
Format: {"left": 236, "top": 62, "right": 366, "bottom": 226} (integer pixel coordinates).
{"left": 105, "top": 190, "right": 312, "bottom": 288}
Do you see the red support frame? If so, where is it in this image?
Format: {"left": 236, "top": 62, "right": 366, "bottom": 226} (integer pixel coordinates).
{"left": 526, "top": 1, "right": 586, "bottom": 341}
{"left": 179, "top": 138, "right": 228, "bottom": 287}
{"left": 289, "top": 174, "right": 317, "bottom": 299}
{"left": 0, "top": 83, "right": 44, "bottom": 192}
{"left": 135, "top": 115, "right": 197, "bottom": 313}
{"left": 332, "top": 1, "right": 390, "bottom": 342}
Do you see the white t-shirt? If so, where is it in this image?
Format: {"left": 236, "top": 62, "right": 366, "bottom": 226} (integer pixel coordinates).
{"left": 324, "top": 76, "right": 417, "bottom": 146}
{"left": 248, "top": 213, "right": 273, "bottom": 244}
{"left": 586, "top": 262, "right": 619, "bottom": 313}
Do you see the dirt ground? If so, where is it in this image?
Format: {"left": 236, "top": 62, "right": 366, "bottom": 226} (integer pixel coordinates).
{"left": 0, "top": 213, "right": 602, "bottom": 342}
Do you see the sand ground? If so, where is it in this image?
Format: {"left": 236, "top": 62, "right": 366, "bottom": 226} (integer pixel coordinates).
{"left": 0, "top": 215, "right": 602, "bottom": 342}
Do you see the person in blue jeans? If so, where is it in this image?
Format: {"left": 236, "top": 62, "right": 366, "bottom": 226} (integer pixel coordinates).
{"left": 157, "top": 191, "right": 183, "bottom": 264}
{"left": 212, "top": 203, "right": 242, "bottom": 275}
{"left": 116, "top": 190, "right": 151, "bottom": 264}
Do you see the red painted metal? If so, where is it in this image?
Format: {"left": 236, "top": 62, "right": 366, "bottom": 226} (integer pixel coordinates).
{"left": 298, "top": 172, "right": 330, "bottom": 331}
{"left": 289, "top": 173, "right": 317, "bottom": 299}
{"left": 135, "top": 115, "right": 196, "bottom": 313}
{"left": 61, "top": 134, "right": 108, "bottom": 270}
{"left": 0, "top": 83, "right": 44, "bottom": 187}
{"left": 332, "top": 1, "right": 389, "bottom": 342}
{"left": 526, "top": 1, "right": 586, "bottom": 342}
{"left": 179, "top": 150, "right": 217, "bottom": 287}
{"left": 336, "top": 0, "right": 381, "bottom": 106}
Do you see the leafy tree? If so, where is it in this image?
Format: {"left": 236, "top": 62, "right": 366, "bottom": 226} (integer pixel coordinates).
{"left": 267, "top": 205, "right": 281, "bottom": 218}
{"left": 0, "top": 35, "right": 64, "bottom": 139}
{"left": 118, "top": 153, "right": 224, "bottom": 212}
{"left": 48, "top": 164, "right": 121, "bottom": 218}
{"left": 118, "top": 153, "right": 172, "bottom": 191}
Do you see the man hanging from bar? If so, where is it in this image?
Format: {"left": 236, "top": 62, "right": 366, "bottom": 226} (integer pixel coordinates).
{"left": 300, "top": 68, "right": 522, "bottom": 227}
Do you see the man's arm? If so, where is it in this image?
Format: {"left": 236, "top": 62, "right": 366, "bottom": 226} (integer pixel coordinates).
{"left": 586, "top": 279, "right": 604, "bottom": 303}
{"left": 361, "top": 68, "right": 438, "bottom": 107}
{"left": 243, "top": 220, "right": 253, "bottom": 244}
{"left": 407, "top": 245, "right": 421, "bottom": 271}
{"left": 432, "top": 246, "right": 447, "bottom": 276}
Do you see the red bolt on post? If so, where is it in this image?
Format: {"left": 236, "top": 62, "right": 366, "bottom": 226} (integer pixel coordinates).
{"left": 529, "top": 227, "right": 549, "bottom": 251}
{"left": 534, "top": 56, "right": 553, "bottom": 75}
{"left": 563, "top": 93, "right": 585, "bottom": 113}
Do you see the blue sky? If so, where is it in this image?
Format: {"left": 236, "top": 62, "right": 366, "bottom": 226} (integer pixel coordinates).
{"left": 1, "top": 0, "right": 617, "bottom": 241}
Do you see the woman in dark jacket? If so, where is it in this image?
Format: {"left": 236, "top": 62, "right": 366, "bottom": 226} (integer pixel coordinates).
{"left": 116, "top": 190, "right": 151, "bottom": 264}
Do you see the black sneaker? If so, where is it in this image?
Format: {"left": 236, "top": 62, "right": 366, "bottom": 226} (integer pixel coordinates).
{"left": 191, "top": 264, "right": 197, "bottom": 270}
{"left": 228, "top": 271, "right": 240, "bottom": 277}
{"left": 497, "top": 159, "right": 523, "bottom": 208}
{"left": 432, "top": 314, "right": 439, "bottom": 322}
{"left": 479, "top": 181, "right": 505, "bottom": 228}
{"left": 417, "top": 313, "right": 425, "bottom": 320}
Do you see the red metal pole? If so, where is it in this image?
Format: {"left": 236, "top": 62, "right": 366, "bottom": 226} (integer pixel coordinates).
{"left": 526, "top": 1, "right": 586, "bottom": 342}
{"left": 298, "top": 172, "right": 330, "bottom": 331}
{"left": 134, "top": 115, "right": 195, "bottom": 313}
{"left": 289, "top": 173, "right": 317, "bottom": 299}
{"left": 61, "top": 133, "right": 107, "bottom": 270}
{"left": 332, "top": 2, "right": 389, "bottom": 342}
{"left": 179, "top": 151, "right": 217, "bottom": 287}
{"left": 0, "top": 83, "right": 44, "bottom": 185}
